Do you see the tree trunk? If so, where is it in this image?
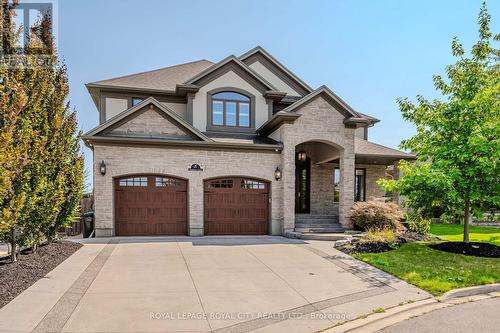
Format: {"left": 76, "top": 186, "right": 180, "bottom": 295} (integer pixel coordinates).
{"left": 10, "top": 229, "right": 17, "bottom": 263}
{"left": 463, "top": 199, "right": 471, "bottom": 243}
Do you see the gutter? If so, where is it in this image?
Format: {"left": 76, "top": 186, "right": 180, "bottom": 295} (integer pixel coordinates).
{"left": 82, "top": 135, "right": 283, "bottom": 153}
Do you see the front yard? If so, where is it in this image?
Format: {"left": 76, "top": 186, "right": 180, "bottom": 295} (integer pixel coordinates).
{"left": 350, "top": 224, "right": 500, "bottom": 296}
{"left": 430, "top": 223, "right": 500, "bottom": 245}
{"left": 354, "top": 242, "right": 500, "bottom": 295}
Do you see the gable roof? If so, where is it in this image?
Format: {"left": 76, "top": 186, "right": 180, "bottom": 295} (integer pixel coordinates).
{"left": 355, "top": 137, "right": 415, "bottom": 159}
{"left": 279, "top": 85, "right": 359, "bottom": 118}
{"left": 239, "top": 46, "right": 313, "bottom": 96}
{"left": 87, "top": 60, "right": 214, "bottom": 92}
{"left": 184, "top": 55, "right": 279, "bottom": 93}
{"left": 83, "top": 97, "right": 212, "bottom": 142}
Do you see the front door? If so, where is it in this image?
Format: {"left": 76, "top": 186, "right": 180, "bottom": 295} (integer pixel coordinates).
{"left": 295, "top": 156, "right": 310, "bottom": 213}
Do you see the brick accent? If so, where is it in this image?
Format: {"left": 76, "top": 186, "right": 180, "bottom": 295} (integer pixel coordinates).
{"left": 93, "top": 145, "right": 282, "bottom": 237}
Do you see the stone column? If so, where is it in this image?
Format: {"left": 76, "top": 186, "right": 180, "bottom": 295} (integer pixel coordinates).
{"left": 339, "top": 149, "right": 355, "bottom": 227}
{"left": 188, "top": 172, "right": 204, "bottom": 236}
{"left": 282, "top": 142, "right": 296, "bottom": 233}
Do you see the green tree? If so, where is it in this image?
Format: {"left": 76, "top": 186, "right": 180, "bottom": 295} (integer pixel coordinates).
{"left": 379, "top": 3, "right": 500, "bottom": 242}
{"left": 0, "top": 0, "right": 84, "bottom": 259}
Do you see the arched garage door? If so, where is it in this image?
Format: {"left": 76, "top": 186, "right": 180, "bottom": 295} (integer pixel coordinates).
{"left": 204, "top": 177, "right": 269, "bottom": 235}
{"left": 115, "top": 175, "right": 187, "bottom": 236}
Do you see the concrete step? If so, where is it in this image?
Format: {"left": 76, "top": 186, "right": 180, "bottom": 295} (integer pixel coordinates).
{"left": 295, "top": 223, "right": 342, "bottom": 228}
{"left": 295, "top": 219, "right": 339, "bottom": 224}
{"left": 295, "top": 227, "right": 345, "bottom": 233}
{"left": 285, "top": 231, "right": 352, "bottom": 241}
{"left": 296, "top": 214, "right": 339, "bottom": 220}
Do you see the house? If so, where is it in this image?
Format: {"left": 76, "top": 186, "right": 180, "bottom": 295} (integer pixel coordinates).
{"left": 83, "top": 46, "right": 414, "bottom": 237}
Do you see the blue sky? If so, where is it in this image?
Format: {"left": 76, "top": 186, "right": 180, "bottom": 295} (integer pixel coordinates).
{"left": 56, "top": 0, "right": 499, "bottom": 189}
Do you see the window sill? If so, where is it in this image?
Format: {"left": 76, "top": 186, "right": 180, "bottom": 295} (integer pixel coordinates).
{"left": 206, "top": 126, "right": 256, "bottom": 134}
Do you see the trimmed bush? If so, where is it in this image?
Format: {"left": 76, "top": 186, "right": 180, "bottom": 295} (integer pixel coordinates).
{"left": 350, "top": 200, "right": 403, "bottom": 231}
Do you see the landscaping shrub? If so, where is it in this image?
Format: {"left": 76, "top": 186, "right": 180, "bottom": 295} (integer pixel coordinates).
{"left": 350, "top": 200, "right": 403, "bottom": 231}
{"left": 407, "top": 215, "right": 431, "bottom": 234}
{"left": 362, "top": 228, "right": 397, "bottom": 244}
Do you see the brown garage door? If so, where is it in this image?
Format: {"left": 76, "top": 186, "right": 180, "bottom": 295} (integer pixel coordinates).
{"left": 204, "top": 177, "right": 269, "bottom": 235}
{"left": 115, "top": 175, "right": 187, "bottom": 236}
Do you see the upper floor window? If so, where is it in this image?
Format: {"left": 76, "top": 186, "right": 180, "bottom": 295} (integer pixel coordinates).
{"left": 131, "top": 97, "right": 144, "bottom": 106}
{"left": 210, "top": 91, "right": 251, "bottom": 128}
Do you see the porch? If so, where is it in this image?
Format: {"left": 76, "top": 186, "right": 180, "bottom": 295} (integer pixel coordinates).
{"left": 291, "top": 139, "right": 411, "bottom": 234}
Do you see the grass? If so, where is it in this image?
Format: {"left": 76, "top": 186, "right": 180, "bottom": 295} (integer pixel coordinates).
{"left": 354, "top": 242, "right": 500, "bottom": 295}
{"left": 430, "top": 223, "right": 500, "bottom": 245}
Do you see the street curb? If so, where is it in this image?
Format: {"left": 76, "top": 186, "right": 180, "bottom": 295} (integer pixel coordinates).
{"left": 438, "top": 283, "right": 500, "bottom": 300}
{"left": 321, "top": 290, "right": 499, "bottom": 333}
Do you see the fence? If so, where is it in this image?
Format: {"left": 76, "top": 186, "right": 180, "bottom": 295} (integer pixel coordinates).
{"left": 59, "top": 193, "right": 94, "bottom": 237}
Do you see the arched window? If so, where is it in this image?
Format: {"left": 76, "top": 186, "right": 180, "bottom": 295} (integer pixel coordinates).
{"left": 210, "top": 91, "right": 251, "bottom": 128}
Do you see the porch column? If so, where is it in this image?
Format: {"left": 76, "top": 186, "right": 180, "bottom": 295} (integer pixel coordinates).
{"left": 339, "top": 149, "right": 355, "bottom": 227}
{"left": 282, "top": 143, "right": 295, "bottom": 233}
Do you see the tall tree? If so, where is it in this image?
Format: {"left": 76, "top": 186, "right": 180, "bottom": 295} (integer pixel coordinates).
{"left": 0, "top": 0, "right": 84, "bottom": 260}
{"left": 379, "top": 2, "right": 500, "bottom": 242}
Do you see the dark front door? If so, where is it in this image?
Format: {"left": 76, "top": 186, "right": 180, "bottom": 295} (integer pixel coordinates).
{"left": 295, "top": 156, "right": 310, "bottom": 213}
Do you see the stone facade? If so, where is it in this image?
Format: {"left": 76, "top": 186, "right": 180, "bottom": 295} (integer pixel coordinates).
{"left": 109, "top": 107, "right": 192, "bottom": 139}
{"left": 93, "top": 144, "right": 282, "bottom": 237}
{"left": 277, "top": 96, "right": 356, "bottom": 229}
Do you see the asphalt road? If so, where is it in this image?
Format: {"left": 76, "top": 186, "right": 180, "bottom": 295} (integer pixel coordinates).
{"left": 379, "top": 297, "right": 500, "bottom": 333}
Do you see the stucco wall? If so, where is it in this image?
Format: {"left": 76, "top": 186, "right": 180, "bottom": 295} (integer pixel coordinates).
{"left": 93, "top": 145, "right": 283, "bottom": 237}
{"left": 192, "top": 71, "right": 269, "bottom": 131}
{"left": 105, "top": 98, "right": 128, "bottom": 120}
{"left": 248, "top": 61, "right": 302, "bottom": 96}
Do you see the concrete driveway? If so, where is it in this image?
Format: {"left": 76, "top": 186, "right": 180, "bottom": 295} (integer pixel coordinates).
{"left": 0, "top": 236, "right": 429, "bottom": 333}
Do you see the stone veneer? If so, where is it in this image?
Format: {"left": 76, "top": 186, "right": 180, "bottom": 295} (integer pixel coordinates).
{"left": 276, "top": 96, "right": 357, "bottom": 229}
{"left": 93, "top": 145, "right": 282, "bottom": 237}
{"left": 92, "top": 95, "right": 390, "bottom": 236}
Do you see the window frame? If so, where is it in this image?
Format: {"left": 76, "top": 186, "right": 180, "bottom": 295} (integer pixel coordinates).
{"left": 206, "top": 88, "right": 256, "bottom": 133}
{"left": 131, "top": 97, "right": 144, "bottom": 107}
{"left": 354, "top": 168, "right": 366, "bottom": 202}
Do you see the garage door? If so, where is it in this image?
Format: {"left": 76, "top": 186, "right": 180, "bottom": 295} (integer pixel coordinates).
{"left": 204, "top": 177, "right": 269, "bottom": 235}
{"left": 115, "top": 175, "right": 187, "bottom": 236}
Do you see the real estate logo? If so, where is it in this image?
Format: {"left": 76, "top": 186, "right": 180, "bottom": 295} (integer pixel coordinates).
{"left": 0, "top": 0, "right": 58, "bottom": 67}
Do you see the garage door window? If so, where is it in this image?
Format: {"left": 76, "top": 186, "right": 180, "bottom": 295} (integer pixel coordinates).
{"left": 208, "top": 179, "right": 233, "bottom": 188}
{"left": 119, "top": 177, "right": 148, "bottom": 187}
{"left": 155, "top": 177, "right": 182, "bottom": 187}
{"left": 241, "top": 179, "right": 265, "bottom": 189}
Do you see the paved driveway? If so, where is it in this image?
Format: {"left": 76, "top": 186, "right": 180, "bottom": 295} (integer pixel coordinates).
{"left": 0, "top": 237, "right": 429, "bottom": 333}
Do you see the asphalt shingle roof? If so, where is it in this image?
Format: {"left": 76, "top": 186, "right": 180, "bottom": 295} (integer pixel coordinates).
{"left": 89, "top": 60, "right": 214, "bottom": 91}
{"left": 355, "top": 137, "right": 415, "bottom": 158}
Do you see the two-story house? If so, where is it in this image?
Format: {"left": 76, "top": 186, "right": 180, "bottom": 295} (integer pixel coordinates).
{"left": 83, "top": 46, "right": 414, "bottom": 237}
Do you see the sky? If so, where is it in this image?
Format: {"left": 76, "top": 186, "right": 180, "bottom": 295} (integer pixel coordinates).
{"left": 53, "top": 0, "right": 499, "bottom": 189}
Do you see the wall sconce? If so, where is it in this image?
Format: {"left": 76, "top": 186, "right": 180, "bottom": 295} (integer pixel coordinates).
{"left": 188, "top": 164, "right": 203, "bottom": 171}
{"left": 274, "top": 167, "right": 282, "bottom": 181}
{"left": 99, "top": 160, "right": 106, "bottom": 175}
{"left": 297, "top": 151, "right": 307, "bottom": 162}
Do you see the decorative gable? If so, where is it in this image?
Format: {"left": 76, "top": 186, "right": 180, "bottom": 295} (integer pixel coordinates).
{"left": 108, "top": 106, "right": 193, "bottom": 139}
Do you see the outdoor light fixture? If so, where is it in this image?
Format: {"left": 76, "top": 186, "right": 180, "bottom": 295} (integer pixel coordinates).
{"left": 274, "top": 167, "right": 282, "bottom": 181}
{"left": 297, "top": 151, "right": 307, "bottom": 161}
{"left": 99, "top": 160, "right": 106, "bottom": 175}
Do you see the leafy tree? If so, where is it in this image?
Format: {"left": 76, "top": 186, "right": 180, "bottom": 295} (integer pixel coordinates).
{"left": 0, "top": 0, "right": 84, "bottom": 260}
{"left": 379, "top": 2, "right": 499, "bottom": 242}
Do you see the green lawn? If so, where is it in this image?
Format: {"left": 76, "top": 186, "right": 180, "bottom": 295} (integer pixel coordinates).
{"left": 354, "top": 242, "right": 500, "bottom": 295}
{"left": 430, "top": 223, "right": 500, "bottom": 245}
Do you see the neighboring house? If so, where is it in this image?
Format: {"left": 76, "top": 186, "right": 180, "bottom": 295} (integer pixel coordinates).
{"left": 83, "top": 46, "right": 414, "bottom": 237}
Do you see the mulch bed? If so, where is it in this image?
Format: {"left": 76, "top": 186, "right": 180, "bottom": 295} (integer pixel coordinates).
{"left": 429, "top": 241, "right": 500, "bottom": 258}
{"left": 335, "top": 232, "right": 441, "bottom": 255}
{"left": 0, "top": 241, "right": 82, "bottom": 308}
